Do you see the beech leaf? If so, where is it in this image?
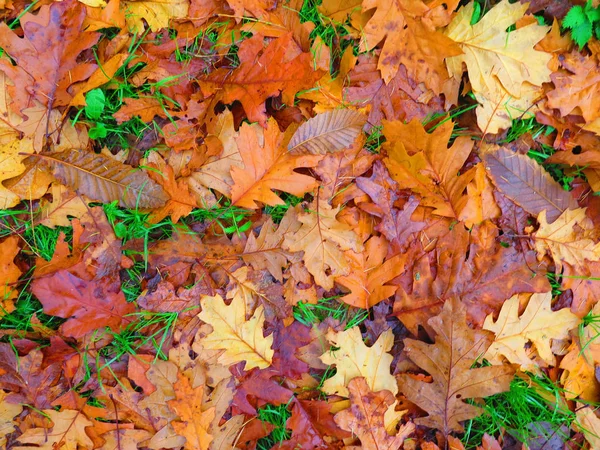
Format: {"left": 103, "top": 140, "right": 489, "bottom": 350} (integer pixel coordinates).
{"left": 38, "top": 151, "right": 169, "bottom": 209}
{"left": 482, "top": 145, "right": 577, "bottom": 223}
{"left": 287, "top": 109, "right": 366, "bottom": 155}
{"left": 397, "top": 297, "right": 515, "bottom": 435}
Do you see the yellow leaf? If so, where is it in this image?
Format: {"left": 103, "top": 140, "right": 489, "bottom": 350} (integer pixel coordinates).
{"left": 282, "top": 198, "right": 363, "bottom": 290}
{"left": 197, "top": 294, "right": 274, "bottom": 370}
{"left": 534, "top": 208, "right": 600, "bottom": 271}
{"left": 576, "top": 403, "right": 600, "bottom": 449}
{"left": 483, "top": 292, "right": 580, "bottom": 372}
{"left": 320, "top": 327, "right": 397, "bottom": 397}
{"left": 445, "top": 0, "right": 551, "bottom": 131}
{"left": 124, "top": 0, "right": 189, "bottom": 33}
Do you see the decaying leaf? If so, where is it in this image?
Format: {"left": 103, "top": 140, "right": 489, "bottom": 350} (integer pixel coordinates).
{"left": 398, "top": 297, "right": 515, "bottom": 435}
{"left": 483, "top": 292, "right": 580, "bottom": 372}
{"left": 197, "top": 294, "right": 274, "bottom": 370}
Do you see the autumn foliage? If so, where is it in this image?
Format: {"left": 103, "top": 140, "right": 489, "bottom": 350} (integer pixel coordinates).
{"left": 3, "top": 0, "right": 600, "bottom": 448}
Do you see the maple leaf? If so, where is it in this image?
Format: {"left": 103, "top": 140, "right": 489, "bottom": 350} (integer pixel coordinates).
{"left": 445, "top": 0, "right": 551, "bottom": 132}
{"left": 534, "top": 208, "right": 600, "bottom": 271}
{"left": 483, "top": 292, "right": 580, "bottom": 372}
{"left": 320, "top": 327, "right": 397, "bottom": 397}
{"left": 168, "top": 373, "right": 215, "bottom": 450}
{"left": 397, "top": 297, "right": 515, "bottom": 435}
{"left": 14, "top": 409, "right": 94, "bottom": 449}
{"left": 282, "top": 198, "right": 364, "bottom": 290}
{"left": 0, "top": 0, "right": 100, "bottom": 112}
{"left": 230, "top": 120, "right": 321, "bottom": 209}
{"left": 336, "top": 237, "right": 406, "bottom": 309}
{"left": 334, "top": 378, "right": 415, "bottom": 450}
{"left": 202, "top": 33, "right": 323, "bottom": 126}
{"left": 31, "top": 270, "right": 135, "bottom": 338}
{"left": 359, "top": 0, "right": 461, "bottom": 93}
{"left": 197, "top": 294, "right": 274, "bottom": 370}
{"left": 383, "top": 119, "right": 474, "bottom": 219}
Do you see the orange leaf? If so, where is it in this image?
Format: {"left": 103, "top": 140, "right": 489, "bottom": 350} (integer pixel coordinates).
{"left": 230, "top": 119, "right": 322, "bottom": 209}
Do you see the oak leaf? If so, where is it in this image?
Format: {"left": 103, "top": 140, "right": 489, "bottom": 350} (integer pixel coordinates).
{"left": 168, "top": 374, "right": 215, "bottom": 450}
{"left": 546, "top": 52, "right": 600, "bottom": 125}
{"left": 445, "top": 0, "right": 551, "bottom": 132}
{"left": 197, "top": 294, "right": 274, "bottom": 370}
{"left": 0, "top": 0, "right": 100, "bottom": 111}
{"left": 282, "top": 198, "right": 364, "bottom": 290}
{"left": 483, "top": 292, "right": 580, "bottom": 372}
{"left": 336, "top": 236, "right": 405, "bottom": 309}
{"left": 230, "top": 120, "right": 321, "bottom": 209}
{"left": 383, "top": 119, "right": 474, "bottom": 219}
{"left": 31, "top": 270, "right": 135, "bottom": 338}
{"left": 37, "top": 184, "right": 89, "bottom": 228}
{"left": 14, "top": 409, "right": 93, "bottom": 450}
{"left": 360, "top": 0, "right": 461, "bottom": 93}
{"left": 344, "top": 54, "right": 445, "bottom": 126}
{"left": 0, "top": 236, "right": 22, "bottom": 304}
{"left": 334, "top": 377, "right": 415, "bottom": 450}
{"left": 0, "top": 391, "right": 22, "bottom": 447}
{"left": 242, "top": 209, "right": 299, "bottom": 282}
{"left": 397, "top": 297, "right": 515, "bottom": 435}
{"left": 534, "top": 208, "right": 600, "bottom": 270}
{"left": 124, "top": 0, "right": 189, "bottom": 32}
{"left": 202, "top": 33, "right": 323, "bottom": 126}
{"left": 320, "top": 327, "right": 397, "bottom": 397}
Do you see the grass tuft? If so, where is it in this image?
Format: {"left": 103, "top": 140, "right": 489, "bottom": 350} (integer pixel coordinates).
{"left": 256, "top": 402, "right": 293, "bottom": 449}
{"left": 293, "top": 296, "right": 369, "bottom": 330}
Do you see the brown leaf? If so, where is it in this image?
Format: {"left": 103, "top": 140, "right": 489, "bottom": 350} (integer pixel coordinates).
{"left": 334, "top": 377, "right": 415, "bottom": 450}
{"left": 482, "top": 144, "right": 577, "bottom": 223}
{"left": 397, "top": 297, "right": 515, "bottom": 435}
{"left": 39, "top": 150, "right": 169, "bottom": 209}
{"left": 15, "top": 409, "right": 94, "bottom": 449}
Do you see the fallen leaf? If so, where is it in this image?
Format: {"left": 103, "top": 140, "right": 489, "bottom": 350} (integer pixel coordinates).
{"left": 197, "top": 294, "right": 274, "bottom": 370}
{"left": 320, "top": 327, "right": 397, "bottom": 397}
{"left": 334, "top": 377, "right": 415, "bottom": 450}
{"left": 31, "top": 270, "right": 135, "bottom": 338}
{"left": 283, "top": 198, "right": 364, "bottom": 290}
{"left": 483, "top": 292, "right": 580, "bottom": 372}
{"left": 14, "top": 409, "right": 94, "bottom": 449}
{"left": 398, "top": 297, "right": 515, "bottom": 435}
{"left": 230, "top": 119, "right": 321, "bottom": 208}
{"left": 168, "top": 374, "right": 215, "bottom": 450}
